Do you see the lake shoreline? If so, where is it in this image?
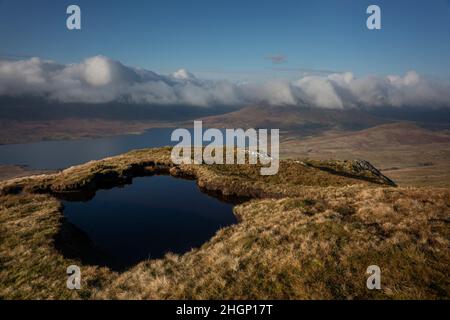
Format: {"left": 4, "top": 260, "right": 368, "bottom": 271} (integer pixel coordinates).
{"left": 0, "top": 118, "right": 178, "bottom": 146}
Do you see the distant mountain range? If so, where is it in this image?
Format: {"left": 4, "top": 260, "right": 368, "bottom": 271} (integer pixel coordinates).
{"left": 1, "top": 96, "right": 449, "bottom": 127}
{"left": 0, "top": 96, "right": 238, "bottom": 122}
{"left": 1, "top": 95, "right": 450, "bottom": 146}
{"left": 199, "top": 105, "right": 386, "bottom": 132}
{"left": 199, "top": 105, "right": 450, "bottom": 134}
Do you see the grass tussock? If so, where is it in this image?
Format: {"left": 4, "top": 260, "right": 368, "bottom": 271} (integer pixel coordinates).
{"left": 0, "top": 147, "right": 449, "bottom": 299}
{"left": 0, "top": 193, "right": 114, "bottom": 299}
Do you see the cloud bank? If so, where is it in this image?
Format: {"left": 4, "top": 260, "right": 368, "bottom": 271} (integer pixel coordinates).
{"left": 1, "top": 55, "right": 449, "bottom": 109}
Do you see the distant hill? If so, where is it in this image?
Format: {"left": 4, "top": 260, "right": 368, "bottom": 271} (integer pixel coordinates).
{"left": 198, "top": 105, "right": 450, "bottom": 143}
{"left": 199, "top": 105, "right": 388, "bottom": 133}
{"left": 0, "top": 96, "right": 237, "bottom": 121}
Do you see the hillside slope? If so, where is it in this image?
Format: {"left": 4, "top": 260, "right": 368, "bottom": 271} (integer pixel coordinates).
{"left": 198, "top": 105, "right": 388, "bottom": 133}
{"left": 0, "top": 148, "right": 448, "bottom": 299}
{"left": 282, "top": 122, "right": 450, "bottom": 187}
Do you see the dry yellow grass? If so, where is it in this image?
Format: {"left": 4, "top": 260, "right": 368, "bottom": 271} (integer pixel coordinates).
{"left": 0, "top": 165, "right": 52, "bottom": 182}
{"left": 0, "top": 193, "right": 114, "bottom": 299}
{"left": 98, "top": 186, "right": 450, "bottom": 299}
{"left": 0, "top": 147, "right": 449, "bottom": 299}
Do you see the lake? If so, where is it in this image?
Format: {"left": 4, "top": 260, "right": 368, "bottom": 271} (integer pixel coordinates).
{"left": 0, "top": 128, "right": 181, "bottom": 170}
{"left": 60, "top": 175, "right": 237, "bottom": 271}
{"left": 0, "top": 127, "right": 253, "bottom": 171}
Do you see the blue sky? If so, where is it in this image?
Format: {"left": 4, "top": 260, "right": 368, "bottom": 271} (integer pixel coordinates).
{"left": 0, "top": 0, "right": 449, "bottom": 80}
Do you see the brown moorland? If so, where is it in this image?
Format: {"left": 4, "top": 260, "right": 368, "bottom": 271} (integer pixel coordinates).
{"left": 0, "top": 147, "right": 449, "bottom": 299}
{"left": 281, "top": 122, "right": 450, "bottom": 187}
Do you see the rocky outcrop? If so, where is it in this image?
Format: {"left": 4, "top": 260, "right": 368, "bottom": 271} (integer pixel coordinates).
{"left": 302, "top": 159, "right": 397, "bottom": 187}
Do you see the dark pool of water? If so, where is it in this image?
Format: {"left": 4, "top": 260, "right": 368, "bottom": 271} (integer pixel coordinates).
{"left": 60, "top": 175, "right": 237, "bottom": 271}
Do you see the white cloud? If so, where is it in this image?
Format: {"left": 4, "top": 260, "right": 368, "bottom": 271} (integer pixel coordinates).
{"left": 294, "top": 76, "right": 344, "bottom": 109}
{"left": 172, "top": 68, "right": 196, "bottom": 80}
{"left": 0, "top": 55, "right": 449, "bottom": 109}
